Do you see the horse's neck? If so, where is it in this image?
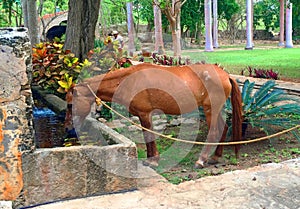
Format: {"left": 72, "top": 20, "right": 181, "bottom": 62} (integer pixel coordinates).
{"left": 91, "top": 69, "right": 133, "bottom": 102}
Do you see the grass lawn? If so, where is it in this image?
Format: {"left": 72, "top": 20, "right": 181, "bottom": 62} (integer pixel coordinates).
{"left": 181, "top": 47, "right": 300, "bottom": 79}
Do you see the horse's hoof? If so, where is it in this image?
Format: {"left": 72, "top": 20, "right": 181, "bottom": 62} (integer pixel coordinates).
{"left": 207, "top": 158, "right": 219, "bottom": 165}
{"left": 207, "top": 157, "right": 226, "bottom": 166}
{"left": 194, "top": 160, "right": 205, "bottom": 169}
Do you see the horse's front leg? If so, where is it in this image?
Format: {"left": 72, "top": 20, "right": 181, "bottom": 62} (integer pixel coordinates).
{"left": 138, "top": 112, "right": 160, "bottom": 167}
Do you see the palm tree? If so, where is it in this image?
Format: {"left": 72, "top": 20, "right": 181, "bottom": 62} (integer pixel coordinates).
{"left": 212, "top": 0, "right": 219, "bottom": 48}
{"left": 285, "top": 0, "right": 293, "bottom": 48}
{"left": 153, "top": 0, "right": 165, "bottom": 54}
{"left": 126, "top": 2, "right": 135, "bottom": 56}
{"left": 245, "top": 0, "right": 253, "bottom": 50}
{"left": 278, "top": 0, "right": 285, "bottom": 46}
{"left": 204, "top": 0, "right": 213, "bottom": 51}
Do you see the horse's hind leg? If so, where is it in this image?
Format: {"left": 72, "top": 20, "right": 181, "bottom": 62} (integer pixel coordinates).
{"left": 195, "top": 105, "right": 223, "bottom": 168}
{"left": 210, "top": 113, "right": 228, "bottom": 163}
{"left": 138, "top": 112, "right": 160, "bottom": 167}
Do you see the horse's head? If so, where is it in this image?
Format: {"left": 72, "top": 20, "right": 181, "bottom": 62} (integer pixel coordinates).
{"left": 64, "top": 83, "right": 96, "bottom": 138}
{"left": 64, "top": 86, "right": 77, "bottom": 137}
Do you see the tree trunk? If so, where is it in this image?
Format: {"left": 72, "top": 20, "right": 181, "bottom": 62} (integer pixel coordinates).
{"left": 27, "top": 0, "right": 40, "bottom": 45}
{"left": 212, "top": 0, "right": 219, "bottom": 48}
{"left": 204, "top": 0, "right": 213, "bottom": 51}
{"left": 245, "top": 0, "right": 253, "bottom": 50}
{"left": 285, "top": 1, "right": 293, "bottom": 48}
{"left": 158, "top": 0, "right": 183, "bottom": 57}
{"left": 21, "top": 0, "right": 28, "bottom": 27}
{"left": 64, "top": 0, "right": 101, "bottom": 61}
{"left": 127, "top": 2, "right": 135, "bottom": 57}
{"left": 153, "top": 1, "right": 164, "bottom": 54}
{"left": 278, "top": 0, "right": 285, "bottom": 46}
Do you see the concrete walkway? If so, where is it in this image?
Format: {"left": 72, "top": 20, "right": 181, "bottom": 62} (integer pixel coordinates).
{"left": 29, "top": 158, "right": 300, "bottom": 209}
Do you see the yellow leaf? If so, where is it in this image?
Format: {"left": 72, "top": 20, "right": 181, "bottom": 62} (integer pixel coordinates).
{"left": 58, "top": 80, "right": 69, "bottom": 89}
{"left": 72, "top": 58, "right": 79, "bottom": 64}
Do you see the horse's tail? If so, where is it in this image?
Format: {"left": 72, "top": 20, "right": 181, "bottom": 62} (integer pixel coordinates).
{"left": 229, "top": 77, "right": 243, "bottom": 157}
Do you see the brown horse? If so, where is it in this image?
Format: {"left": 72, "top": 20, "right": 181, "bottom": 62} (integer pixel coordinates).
{"left": 65, "top": 62, "right": 243, "bottom": 168}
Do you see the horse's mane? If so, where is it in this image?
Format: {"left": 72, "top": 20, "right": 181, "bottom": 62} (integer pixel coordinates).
{"left": 81, "top": 62, "right": 215, "bottom": 85}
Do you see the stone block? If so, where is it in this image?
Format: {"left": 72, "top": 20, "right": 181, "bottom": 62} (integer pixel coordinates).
{"left": 21, "top": 117, "right": 137, "bottom": 207}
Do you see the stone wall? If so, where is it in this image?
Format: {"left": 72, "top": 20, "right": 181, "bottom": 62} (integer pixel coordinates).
{"left": 0, "top": 27, "right": 137, "bottom": 209}
{"left": 0, "top": 28, "right": 34, "bottom": 203}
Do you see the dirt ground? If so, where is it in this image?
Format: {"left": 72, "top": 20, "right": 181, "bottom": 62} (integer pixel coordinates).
{"left": 154, "top": 124, "right": 300, "bottom": 184}
{"left": 105, "top": 112, "right": 300, "bottom": 185}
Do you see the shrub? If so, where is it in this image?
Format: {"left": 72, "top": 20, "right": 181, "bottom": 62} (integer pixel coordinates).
{"left": 241, "top": 66, "right": 279, "bottom": 80}
{"left": 151, "top": 53, "right": 191, "bottom": 66}
{"left": 32, "top": 41, "right": 88, "bottom": 97}
{"left": 225, "top": 79, "right": 300, "bottom": 141}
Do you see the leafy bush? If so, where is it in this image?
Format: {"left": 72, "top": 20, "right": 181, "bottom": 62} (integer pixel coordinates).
{"left": 241, "top": 66, "right": 279, "bottom": 80}
{"left": 225, "top": 79, "right": 300, "bottom": 140}
{"left": 32, "top": 41, "right": 89, "bottom": 97}
{"left": 152, "top": 53, "right": 191, "bottom": 66}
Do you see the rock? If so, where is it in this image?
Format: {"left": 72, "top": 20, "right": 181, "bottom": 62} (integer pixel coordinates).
{"left": 182, "top": 118, "right": 197, "bottom": 124}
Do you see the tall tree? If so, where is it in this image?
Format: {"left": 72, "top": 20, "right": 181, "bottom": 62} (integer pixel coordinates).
{"left": 126, "top": 2, "right": 135, "bottom": 56}
{"left": 21, "top": 0, "right": 28, "bottom": 27}
{"left": 64, "top": 0, "right": 101, "bottom": 61}
{"left": 218, "top": 0, "right": 240, "bottom": 44}
{"left": 285, "top": 0, "right": 293, "bottom": 48}
{"left": 204, "top": 0, "right": 213, "bottom": 51}
{"left": 278, "top": 0, "right": 285, "bottom": 46}
{"left": 181, "top": 0, "right": 204, "bottom": 42}
{"left": 153, "top": 0, "right": 164, "bottom": 54}
{"left": 245, "top": 0, "right": 253, "bottom": 49}
{"left": 212, "top": 0, "right": 218, "bottom": 48}
{"left": 22, "top": 0, "right": 40, "bottom": 45}
{"left": 290, "top": 0, "right": 300, "bottom": 35}
{"left": 154, "top": 0, "right": 187, "bottom": 57}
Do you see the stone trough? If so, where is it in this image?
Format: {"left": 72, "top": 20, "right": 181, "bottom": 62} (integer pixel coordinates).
{"left": 0, "top": 28, "right": 137, "bottom": 209}
{"left": 21, "top": 116, "right": 138, "bottom": 207}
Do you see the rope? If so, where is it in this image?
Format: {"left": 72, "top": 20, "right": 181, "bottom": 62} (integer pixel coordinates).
{"left": 84, "top": 84, "right": 300, "bottom": 146}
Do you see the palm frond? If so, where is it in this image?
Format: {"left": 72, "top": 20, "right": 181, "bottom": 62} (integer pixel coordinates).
{"left": 244, "top": 80, "right": 277, "bottom": 112}
{"left": 225, "top": 79, "right": 300, "bottom": 142}
{"left": 241, "top": 79, "right": 255, "bottom": 106}
{"left": 264, "top": 103, "right": 300, "bottom": 115}
{"left": 252, "top": 89, "right": 285, "bottom": 109}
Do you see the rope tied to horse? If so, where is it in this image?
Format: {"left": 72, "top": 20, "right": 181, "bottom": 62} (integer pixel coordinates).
{"left": 85, "top": 84, "right": 300, "bottom": 146}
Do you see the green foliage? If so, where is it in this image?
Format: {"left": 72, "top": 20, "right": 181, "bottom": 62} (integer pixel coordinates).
{"left": 181, "top": 0, "right": 204, "bottom": 35}
{"left": 41, "top": 0, "right": 68, "bottom": 15}
{"left": 32, "top": 41, "right": 90, "bottom": 97}
{"left": 100, "top": 0, "right": 127, "bottom": 27}
{"left": 291, "top": 0, "right": 300, "bottom": 35}
{"left": 253, "top": 0, "right": 279, "bottom": 31}
{"left": 218, "top": 0, "right": 240, "bottom": 21}
{"left": 0, "top": 0, "right": 22, "bottom": 26}
{"left": 225, "top": 79, "right": 300, "bottom": 140}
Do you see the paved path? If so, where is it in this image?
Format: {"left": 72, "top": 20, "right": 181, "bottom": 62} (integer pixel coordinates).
{"left": 30, "top": 158, "right": 300, "bottom": 209}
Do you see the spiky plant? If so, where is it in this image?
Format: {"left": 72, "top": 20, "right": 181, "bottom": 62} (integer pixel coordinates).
{"left": 225, "top": 79, "right": 300, "bottom": 141}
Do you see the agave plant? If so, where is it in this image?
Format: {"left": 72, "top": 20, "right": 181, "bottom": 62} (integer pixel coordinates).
{"left": 225, "top": 79, "right": 300, "bottom": 141}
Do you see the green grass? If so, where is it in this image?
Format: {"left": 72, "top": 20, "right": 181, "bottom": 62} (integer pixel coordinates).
{"left": 182, "top": 47, "right": 300, "bottom": 79}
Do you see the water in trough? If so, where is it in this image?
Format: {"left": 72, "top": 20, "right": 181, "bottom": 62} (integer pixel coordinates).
{"left": 32, "top": 102, "right": 65, "bottom": 148}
